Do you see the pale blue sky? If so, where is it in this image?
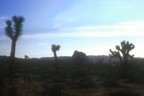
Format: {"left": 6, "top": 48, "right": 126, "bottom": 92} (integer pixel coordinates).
{"left": 0, "top": 0, "right": 144, "bottom": 58}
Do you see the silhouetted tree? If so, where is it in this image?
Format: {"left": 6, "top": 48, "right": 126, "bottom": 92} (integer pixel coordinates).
{"left": 51, "top": 44, "right": 62, "bottom": 96}
{"left": 5, "top": 16, "right": 24, "bottom": 77}
{"left": 51, "top": 44, "right": 60, "bottom": 62}
{"left": 109, "top": 41, "right": 135, "bottom": 79}
{"left": 109, "top": 40, "right": 135, "bottom": 65}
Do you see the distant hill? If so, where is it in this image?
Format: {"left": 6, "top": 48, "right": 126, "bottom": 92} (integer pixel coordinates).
{"left": 0, "top": 55, "right": 144, "bottom": 64}
{"left": 88, "top": 55, "right": 110, "bottom": 63}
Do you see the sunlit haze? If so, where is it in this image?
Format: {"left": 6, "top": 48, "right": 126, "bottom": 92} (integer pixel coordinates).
{"left": 0, "top": 0, "right": 144, "bottom": 58}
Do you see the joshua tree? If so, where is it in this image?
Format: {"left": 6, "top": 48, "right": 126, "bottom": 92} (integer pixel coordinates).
{"left": 51, "top": 44, "right": 60, "bottom": 63}
{"left": 109, "top": 40, "right": 135, "bottom": 65}
{"left": 109, "top": 41, "right": 135, "bottom": 79}
{"left": 5, "top": 16, "right": 24, "bottom": 77}
{"left": 51, "top": 44, "right": 61, "bottom": 96}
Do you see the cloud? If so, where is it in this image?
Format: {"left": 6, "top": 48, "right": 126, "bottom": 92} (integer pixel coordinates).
{"left": 63, "top": 20, "right": 144, "bottom": 37}
{"left": 37, "top": 42, "right": 51, "bottom": 48}
{"left": 21, "top": 20, "right": 144, "bottom": 40}
{"left": 0, "top": 16, "right": 7, "bottom": 29}
{"left": 71, "top": 21, "right": 144, "bottom": 31}
{"left": 0, "top": 16, "right": 7, "bottom": 21}
{"left": 0, "top": 35, "right": 7, "bottom": 41}
{"left": 51, "top": 18, "right": 74, "bottom": 28}
{"left": 49, "top": 12, "right": 75, "bottom": 29}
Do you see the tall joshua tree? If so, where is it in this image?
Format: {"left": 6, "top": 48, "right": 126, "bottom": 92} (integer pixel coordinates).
{"left": 51, "top": 44, "right": 61, "bottom": 96}
{"left": 5, "top": 16, "right": 24, "bottom": 77}
{"left": 51, "top": 44, "right": 60, "bottom": 63}
{"left": 109, "top": 40, "right": 135, "bottom": 65}
{"left": 109, "top": 41, "right": 135, "bottom": 79}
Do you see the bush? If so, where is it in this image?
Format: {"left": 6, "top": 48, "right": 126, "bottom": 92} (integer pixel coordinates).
{"left": 1, "top": 78, "right": 44, "bottom": 96}
{"left": 101, "top": 79, "right": 120, "bottom": 88}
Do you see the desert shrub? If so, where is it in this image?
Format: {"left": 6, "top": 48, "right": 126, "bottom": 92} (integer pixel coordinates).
{"left": 75, "top": 77, "right": 97, "bottom": 88}
{"left": 1, "top": 78, "right": 44, "bottom": 96}
{"left": 101, "top": 79, "right": 120, "bottom": 88}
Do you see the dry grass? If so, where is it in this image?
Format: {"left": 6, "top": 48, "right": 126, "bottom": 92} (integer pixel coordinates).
{"left": 120, "top": 82, "right": 144, "bottom": 96}
{"left": 1, "top": 78, "right": 44, "bottom": 96}
{"left": 63, "top": 81, "right": 144, "bottom": 96}
{"left": 63, "top": 88, "right": 111, "bottom": 96}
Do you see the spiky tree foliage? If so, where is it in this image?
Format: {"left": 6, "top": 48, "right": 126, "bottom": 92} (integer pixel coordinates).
{"left": 109, "top": 40, "right": 135, "bottom": 65}
{"left": 51, "top": 44, "right": 60, "bottom": 63}
{"left": 5, "top": 16, "right": 24, "bottom": 77}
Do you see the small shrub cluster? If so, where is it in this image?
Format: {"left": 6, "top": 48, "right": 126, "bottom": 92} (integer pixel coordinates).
{"left": 0, "top": 78, "right": 44, "bottom": 96}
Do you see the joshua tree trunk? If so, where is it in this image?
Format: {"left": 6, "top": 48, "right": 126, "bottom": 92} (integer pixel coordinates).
{"left": 54, "top": 52, "right": 57, "bottom": 63}
{"left": 10, "top": 40, "right": 16, "bottom": 59}
{"left": 53, "top": 51, "right": 59, "bottom": 72}
{"left": 9, "top": 40, "right": 16, "bottom": 78}
{"left": 8, "top": 40, "right": 17, "bottom": 96}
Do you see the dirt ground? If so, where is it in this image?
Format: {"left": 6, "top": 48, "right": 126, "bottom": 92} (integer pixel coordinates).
{"left": 63, "top": 82, "right": 144, "bottom": 96}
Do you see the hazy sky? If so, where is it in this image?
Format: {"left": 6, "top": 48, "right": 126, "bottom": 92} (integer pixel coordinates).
{"left": 0, "top": 0, "right": 144, "bottom": 58}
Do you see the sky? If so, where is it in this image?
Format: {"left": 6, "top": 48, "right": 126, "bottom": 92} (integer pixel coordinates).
{"left": 0, "top": 0, "right": 144, "bottom": 58}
